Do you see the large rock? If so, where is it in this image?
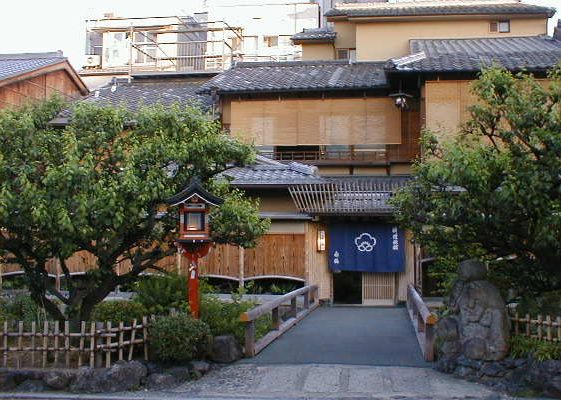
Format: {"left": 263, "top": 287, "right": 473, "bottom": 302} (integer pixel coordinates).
{"left": 69, "top": 360, "right": 147, "bottom": 393}
{"left": 43, "top": 370, "right": 75, "bottom": 390}
{"left": 527, "top": 360, "right": 561, "bottom": 398}
{"left": 438, "top": 260, "right": 510, "bottom": 362}
{"left": 144, "top": 373, "right": 177, "bottom": 390}
{"left": 16, "top": 379, "right": 48, "bottom": 392}
{"left": 210, "top": 335, "right": 243, "bottom": 363}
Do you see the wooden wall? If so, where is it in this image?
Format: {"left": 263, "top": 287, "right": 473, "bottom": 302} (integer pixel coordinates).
{"left": 0, "top": 68, "right": 85, "bottom": 109}
{"left": 199, "top": 233, "right": 306, "bottom": 281}
{"left": 305, "top": 222, "right": 331, "bottom": 300}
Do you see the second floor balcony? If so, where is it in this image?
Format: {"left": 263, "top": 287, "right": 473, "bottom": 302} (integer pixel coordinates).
{"left": 257, "top": 143, "right": 420, "bottom": 165}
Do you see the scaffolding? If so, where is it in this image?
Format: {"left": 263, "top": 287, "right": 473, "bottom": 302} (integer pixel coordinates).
{"left": 84, "top": 14, "right": 302, "bottom": 74}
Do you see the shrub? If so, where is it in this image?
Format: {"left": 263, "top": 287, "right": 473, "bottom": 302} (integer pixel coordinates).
{"left": 150, "top": 312, "right": 211, "bottom": 362}
{"left": 200, "top": 293, "right": 271, "bottom": 345}
{"left": 91, "top": 300, "right": 147, "bottom": 323}
{"left": 517, "top": 291, "right": 561, "bottom": 317}
{"left": 134, "top": 274, "right": 187, "bottom": 314}
{"left": 510, "top": 335, "right": 561, "bottom": 361}
{"left": 2, "top": 294, "right": 48, "bottom": 327}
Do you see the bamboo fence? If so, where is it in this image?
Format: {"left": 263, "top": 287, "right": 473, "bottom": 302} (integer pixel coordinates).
{"left": 1, "top": 316, "right": 155, "bottom": 369}
{"left": 510, "top": 313, "right": 561, "bottom": 342}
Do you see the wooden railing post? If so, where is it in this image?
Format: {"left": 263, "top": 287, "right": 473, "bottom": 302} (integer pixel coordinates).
{"left": 303, "top": 291, "right": 310, "bottom": 310}
{"left": 425, "top": 323, "right": 435, "bottom": 362}
{"left": 244, "top": 321, "right": 256, "bottom": 357}
{"left": 290, "top": 297, "right": 297, "bottom": 319}
{"left": 272, "top": 307, "right": 280, "bottom": 330}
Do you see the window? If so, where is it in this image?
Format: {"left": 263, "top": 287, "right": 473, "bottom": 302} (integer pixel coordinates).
{"left": 490, "top": 20, "right": 510, "bottom": 33}
{"left": 243, "top": 36, "right": 258, "bottom": 52}
{"left": 336, "top": 48, "right": 349, "bottom": 60}
{"left": 183, "top": 212, "right": 204, "bottom": 231}
{"left": 263, "top": 35, "right": 279, "bottom": 48}
{"left": 336, "top": 48, "right": 356, "bottom": 61}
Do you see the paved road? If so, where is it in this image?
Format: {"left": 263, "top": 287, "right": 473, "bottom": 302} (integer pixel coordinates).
{"left": 243, "top": 306, "right": 431, "bottom": 367}
{"left": 0, "top": 364, "right": 502, "bottom": 400}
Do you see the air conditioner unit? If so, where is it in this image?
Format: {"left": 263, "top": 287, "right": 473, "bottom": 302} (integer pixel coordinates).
{"left": 83, "top": 55, "right": 101, "bottom": 68}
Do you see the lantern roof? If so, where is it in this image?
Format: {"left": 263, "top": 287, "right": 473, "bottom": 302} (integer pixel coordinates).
{"left": 167, "top": 178, "right": 224, "bottom": 207}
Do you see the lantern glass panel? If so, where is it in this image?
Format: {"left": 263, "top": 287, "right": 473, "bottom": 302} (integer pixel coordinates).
{"left": 183, "top": 212, "right": 204, "bottom": 231}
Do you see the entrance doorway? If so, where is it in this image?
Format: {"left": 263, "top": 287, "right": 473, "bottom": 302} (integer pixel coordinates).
{"left": 333, "top": 271, "right": 362, "bottom": 304}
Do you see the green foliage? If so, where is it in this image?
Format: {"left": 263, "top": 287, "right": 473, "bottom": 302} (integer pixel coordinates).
{"left": 0, "top": 97, "right": 262, "bottom": 322}
{"left": 133, "top": 274, "right": 188, "bottom": 315}
{"left": 510, "top": 335, "right": 561, "bottom": 361}
{"left": 517, "top": 291, "right": 561, "bottom": 317}
{"left": 90, "top": 300, "right": 147, "bottom": 323}
{"left": 149, "top": 312, "right": 211, "bottom": 362}
{"left": 209, "top": 189, "right": 270, "bottom": 248}
{"left": 200, "top": 293, "right": 271, "bottom": 344}
{"left": 0, "top": 295, "right": 48, "bottom": 327}
{"left": 392, "top": 65, "right": 561, "bottom": 295}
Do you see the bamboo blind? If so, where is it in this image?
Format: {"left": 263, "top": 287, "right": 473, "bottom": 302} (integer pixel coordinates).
{"left": 230, "top": 98, "right": 402, "bottom": 146}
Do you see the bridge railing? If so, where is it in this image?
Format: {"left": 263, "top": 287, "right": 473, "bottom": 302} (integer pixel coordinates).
{"left": 406, "top": 284, "right": 439, "bottom": 361}
{"left": 240, "top": 285, "right": 319, "bottom": 357}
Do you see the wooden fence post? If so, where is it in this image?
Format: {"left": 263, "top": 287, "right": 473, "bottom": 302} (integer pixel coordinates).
{"left": 105, "top": 321, "right": 112, "bottom": 368}
{"left": 142, "top": 316, "right": 148, "bottom": 361}
{"left": 129, "top": 319, "right": 137, "bottom": 361}
{"left": 78, "top": 321, "right": 85, "bottom": 367}
{"left": 42, "top": 321, "right": 48, "bottom": 368}
{"left": 64, "top": 321, "right": 70, "bottom": 368}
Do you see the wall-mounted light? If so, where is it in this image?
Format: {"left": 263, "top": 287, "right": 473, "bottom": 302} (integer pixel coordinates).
{"left": 317, "top": 230, "right": 326, "bottom": 252}
{"left": 389, "top": 92, "right": 413, "bottom": 110}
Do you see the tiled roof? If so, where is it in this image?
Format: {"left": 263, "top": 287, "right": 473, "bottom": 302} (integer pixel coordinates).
{"left": 291, "top": 28, "right": 337, "bottom": 43}
{"left": 0, "top": 51, "right": 66, "bottom": 81}
{"left": 388, "top": 35, "right": 561, "bottom": 72}
{"left": 198, "top": 61, "right": 387, "bottom": 94}
{"left": 60, "top": 79, "right": 211, "bottom": 117}
{"left": 222, "top": 157, "right": 323, "bottom": 186}
{"left": 326, "top": 0, "right": 555, "bottom": 18}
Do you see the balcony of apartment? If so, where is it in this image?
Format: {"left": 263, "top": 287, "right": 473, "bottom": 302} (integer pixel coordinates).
{"left": 258, "top": 143, "right": 420, "bottom": 165}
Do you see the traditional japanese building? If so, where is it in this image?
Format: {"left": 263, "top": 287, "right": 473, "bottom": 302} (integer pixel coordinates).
{"left": 194, "top": 0, "right": 560, "bottom": 304}
{"left": 0, "top": 52, "right": 88, "bottom": 109}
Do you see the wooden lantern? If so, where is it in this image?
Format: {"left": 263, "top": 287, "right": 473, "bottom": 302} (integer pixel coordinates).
{"left": 167, "top": 178, "right": 223, "bottom": 318}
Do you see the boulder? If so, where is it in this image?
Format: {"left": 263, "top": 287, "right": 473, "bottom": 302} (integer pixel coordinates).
{"left": 190, "top": 360, "right": 211, "bottom": 375}
{"left": 69, "top": 361, "right": 147, "bottom": 393}
{"left": 444, "top": 260, "right": 510, "bottom": 361}
{"left": 527, "top": 360, "right": 561, "bottom": 398}
{"left": 16, "top": 379, "right": 48, "bottom": 392}
{"left": 165, "top": 366, "right": 192, "bottom": 382}
{"left": 144, "top": 373, "right": 177, "bottom": 390}
{"left": 457, "top": 259, "right": 487, "bottom": 282}
{"left": 43, "top": 370, "right": 75, "bottom": 390}
{"left": 210, "top": 335, "right": 242, "bottom": 363}
{"left": 0, "top": 371, "right": 17, "bottom": 391}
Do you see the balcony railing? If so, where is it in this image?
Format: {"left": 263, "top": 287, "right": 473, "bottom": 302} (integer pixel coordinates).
{"left": 259, "top": 144, "right": 420, "bottom": 165}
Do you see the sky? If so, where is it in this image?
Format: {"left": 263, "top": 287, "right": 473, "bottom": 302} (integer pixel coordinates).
{"left": 1, "top": 0, "right": 560, "bottom": 68}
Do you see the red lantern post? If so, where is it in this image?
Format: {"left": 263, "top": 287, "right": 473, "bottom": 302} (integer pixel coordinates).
{"left": 167, "top": 179, "right": 223, "bottom": 319}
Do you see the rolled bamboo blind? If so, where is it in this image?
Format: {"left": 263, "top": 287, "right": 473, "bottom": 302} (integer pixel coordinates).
{"left": 230, "top": 98, "right": 402, "bottom": 145}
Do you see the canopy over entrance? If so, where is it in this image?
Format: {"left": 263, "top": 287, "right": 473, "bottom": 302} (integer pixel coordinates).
{"left": 288, "top": 176, "right": 410, "bottom": 216}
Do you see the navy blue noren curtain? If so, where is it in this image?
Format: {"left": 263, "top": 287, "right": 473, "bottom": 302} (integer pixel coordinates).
{"left": 328, "top": 222, "right": 405, "bottom": 273}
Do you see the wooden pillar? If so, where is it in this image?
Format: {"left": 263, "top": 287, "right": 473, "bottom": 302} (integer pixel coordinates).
{"left": 239, "top": 246, "right": 245, "bottom": 289}
{"left": 176, "top": 248, "right": 182, "bottom": 275}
